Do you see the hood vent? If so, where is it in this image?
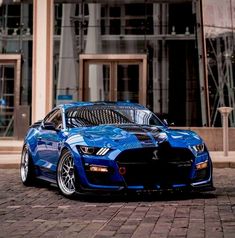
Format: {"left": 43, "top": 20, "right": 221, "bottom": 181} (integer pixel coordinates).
{"left": 117, "top": 125, "right": 154, "bottom": 146}
{"left": 135, "top": 133, "right": 153, "bottom": 145}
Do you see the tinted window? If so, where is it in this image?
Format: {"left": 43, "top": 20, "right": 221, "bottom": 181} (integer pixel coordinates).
{"left": 44, "top": 109, "right": 63, "bottom": 129}
{"left": 65, "top": 106, "right": 163, "bottom": 128}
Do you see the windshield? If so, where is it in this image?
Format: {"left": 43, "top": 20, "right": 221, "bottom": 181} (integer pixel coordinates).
{"left": 65, "top": 106, "right": 163, "bottom": 128}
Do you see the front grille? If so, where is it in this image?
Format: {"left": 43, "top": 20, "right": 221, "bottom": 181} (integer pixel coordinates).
{"left": 157, "top": 142, "right": 194, "bottom": 162}
{"left": 116, "top": 144, "right": 194, "bottom": 188}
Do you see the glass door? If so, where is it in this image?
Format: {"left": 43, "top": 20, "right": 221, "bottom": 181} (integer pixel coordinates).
{"left": 117, "top": 64, "right": 139, "bottom": 102}
{"left": 86, "top": 63, "right": 110, "bottom": 101}
{"left": 0, "top": 64, "right": 15, "bottom": 137}
{"left": 79, "top": 54, "right": 147, "bottom": 105}
{"left": 0, "top": 54, "right": 21, "bottom": 138}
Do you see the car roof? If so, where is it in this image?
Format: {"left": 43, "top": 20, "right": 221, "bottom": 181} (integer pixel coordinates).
{"left": 59, "top": 101, "right": 146, "bottom": 110}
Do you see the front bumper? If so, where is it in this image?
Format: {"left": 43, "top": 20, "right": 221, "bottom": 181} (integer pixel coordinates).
{"left": 75, "top": 179, "right": 215, "bottom": 195}
{"left": 75, "top": 147, "right": 215, "bottom": 194}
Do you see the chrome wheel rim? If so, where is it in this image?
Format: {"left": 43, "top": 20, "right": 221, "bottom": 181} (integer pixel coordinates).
{"left": 58, "top": 153, "right": 75, "bottom": 195}
{"left": 20, "top": 149, "right": 29, "bottom": 182}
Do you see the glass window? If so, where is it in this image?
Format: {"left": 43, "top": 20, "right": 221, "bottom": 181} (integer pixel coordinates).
{"left": 202, "top": 0, "right": 235, "bottom": 126}
{"left": 44, "top": 109, "right": 63, "bottom": 130}
{"left": 66, "top": 106, "right": 163, "bottom": 127}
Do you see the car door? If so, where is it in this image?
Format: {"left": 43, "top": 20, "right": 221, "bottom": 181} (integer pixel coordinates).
{"left": 36, "top": 109, "right": 63, "bottom": 177}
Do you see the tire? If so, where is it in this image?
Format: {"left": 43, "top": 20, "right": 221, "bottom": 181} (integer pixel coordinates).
{"left": 57, "top": 150, "right": 77, "bottom": 198}
{"left": 20, "top": 146, "right": 36, "bottom": 186}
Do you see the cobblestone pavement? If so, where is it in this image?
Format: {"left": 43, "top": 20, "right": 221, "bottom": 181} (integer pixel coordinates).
{"left": 0, "top": 169, "right": 234, "bottom": 238}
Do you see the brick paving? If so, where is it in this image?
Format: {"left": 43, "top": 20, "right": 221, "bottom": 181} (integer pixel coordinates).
{"left": 0, "top": 169, "right": 234, "bottom": 238}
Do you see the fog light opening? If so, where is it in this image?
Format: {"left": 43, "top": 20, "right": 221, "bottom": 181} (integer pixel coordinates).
{"left": 196, "top": 161, "right": 208, "bottom": 170}
{"left": 119, "top": 167, "right": 126, "bottom": 175}
{"left": 89, "top": 165, "right": 109, "bottom": 173}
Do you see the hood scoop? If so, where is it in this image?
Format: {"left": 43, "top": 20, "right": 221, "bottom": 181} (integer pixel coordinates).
{"left": 135, "top": 132, "right": 154, "bottom": 145}
{"left": 117, "top": 125, "right": 155, "bottom": 146}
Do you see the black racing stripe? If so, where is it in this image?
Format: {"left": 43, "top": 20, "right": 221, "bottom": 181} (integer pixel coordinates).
{"left": 116, "top": 125, "right": 155, "bottom": 145}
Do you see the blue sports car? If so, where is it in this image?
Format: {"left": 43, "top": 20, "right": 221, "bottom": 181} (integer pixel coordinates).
{"left": 20, "top": 101, "right": 214, "bottom": 198}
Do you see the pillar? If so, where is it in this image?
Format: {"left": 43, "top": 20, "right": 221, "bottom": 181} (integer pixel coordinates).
{"left": 85, "top": 4, "right": 103, "bottom": 101}
{"left": 32, "top": 0, "right": 53, "bottom": 122}
{"left": 217, "top": 107, "right": 233, "bottom": 156}
{"left": 57, "top": 4, "right": 77, "bottom": 105}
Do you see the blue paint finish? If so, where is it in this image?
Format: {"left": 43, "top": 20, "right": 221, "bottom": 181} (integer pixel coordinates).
{"left": 165, "top": 128, "right": 203, "bottom": 148}
{"left": 22, "top": 101, "right": 214, "bottom": 194}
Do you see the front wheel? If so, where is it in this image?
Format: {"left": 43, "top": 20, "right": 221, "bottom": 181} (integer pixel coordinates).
{"left": 57, "top": 150, "right": 77, "bottom": 198}
{"left": 20, "top": 146, "right": 35, "bottom": 186}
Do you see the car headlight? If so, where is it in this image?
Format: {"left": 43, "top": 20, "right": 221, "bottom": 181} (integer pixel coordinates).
{"left": 77, "top": 145, "right": 110, "bottom": 156}
{"left": 192, "top": 143, "right": 205, "bottom": 153}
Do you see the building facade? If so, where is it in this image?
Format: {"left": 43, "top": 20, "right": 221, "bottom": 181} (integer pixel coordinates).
{"left": 0, "top": 0, "right": 234, "bottom": 138}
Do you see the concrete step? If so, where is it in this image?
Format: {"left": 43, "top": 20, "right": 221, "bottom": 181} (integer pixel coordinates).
{"left": 0, "top": 154, "right": 20, "bottom": 169}
{"left": 0, "top": 140, "right": 23, "bottom": 155}
{"left": 0, "top": 151, "right": 21, "bottom": 155}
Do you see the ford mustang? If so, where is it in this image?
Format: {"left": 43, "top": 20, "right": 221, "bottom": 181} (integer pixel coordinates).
{"left": 20, "top": 101, "right": 214, "bottom": 198}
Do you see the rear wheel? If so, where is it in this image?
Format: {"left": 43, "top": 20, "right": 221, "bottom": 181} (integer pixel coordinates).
{"left": 20, "top": 146, "right": 35, "bottom": 186}
{"left": 57, "top": 150, "right": 77, "bottom": 198}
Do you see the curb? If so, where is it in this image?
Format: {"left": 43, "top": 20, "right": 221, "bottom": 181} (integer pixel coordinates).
{"left": 213, "top": 162, "right": 235, "bottom": 168}
{"left": 0, "top": 164, "right": 20, "bottom": 169}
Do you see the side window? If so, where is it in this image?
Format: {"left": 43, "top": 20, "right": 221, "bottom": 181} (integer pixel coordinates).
{"left": 44, "top": 110, "right": 57, "bottom": 123}
{"left": 51, "top": 112, "right": 63, "bottom": 129}
{"left": 44, "top": 109, "right": 63, "bottom": 130}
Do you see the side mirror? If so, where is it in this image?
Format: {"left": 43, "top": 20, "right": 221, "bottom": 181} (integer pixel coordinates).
{"left": 163, "top": 119, "right": 175, "bottom": 127}
{"left": 163, "top": 119, "right": 168, "bottom": 126}
{"left": 42, "top": 122, "right": 57, "bottom": 131}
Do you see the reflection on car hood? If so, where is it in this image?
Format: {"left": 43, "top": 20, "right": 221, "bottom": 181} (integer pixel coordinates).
{"left": 66, "top": 125, "right": 202, "bottom": 150}
{"left": 165, "top": 128, "right": 203, "bottom": 147}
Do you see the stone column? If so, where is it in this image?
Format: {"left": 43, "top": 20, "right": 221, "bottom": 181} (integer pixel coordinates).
{"left": 85, "top": 4, "right": 103, "bottom": 101}
{"left": 32, "top": 0, "right": 53, "bottom": 122}
{"left": 57, "top": 4, "right": 77, "bottom": 105}
{"left": 217, "top": 107, "right": 233, "bottom": 156}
